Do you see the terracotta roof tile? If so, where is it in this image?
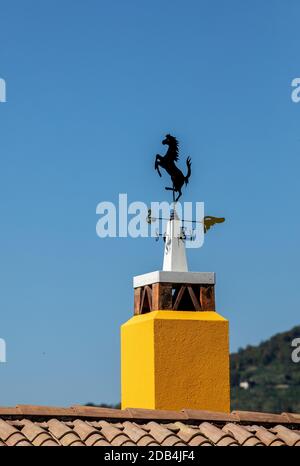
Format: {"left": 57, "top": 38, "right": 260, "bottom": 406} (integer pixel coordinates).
{"left": 249, "top": 425, "right": 285, "bottom": 447}
{"left": 86, "top": 435, "right": 111, "bottom": 446}
{"left": 21, "top": 420, "right": 59, "bottom": 446}
{"left": 183, "top": 409, "right": 239, "bottom": 422}
{"left": 198, "top": 422, "right": 238, "bottom": 446}
{"left": 146, "top": 421, "right": 179, "bottom": 444}
{"left": 222, "top": 423, "right": 263, "bottom": 446}
{"left": 188, "top": 435, "right": 212, "bottom": 447}
{"left": 174, "top": 422, "right": 212, "bottom": 446}
{"left": 0, "top": 419, "right": 32, "bottom": 446}
{"left": 217, "top": 438, "right": 239, "bottom": 447}
{"left": 17, "top": 405, "right": 75, "bottom": 418}
{"left": 122, "top": 421, "right": 151, "bottom": 444}
{"left": 136, "top": 436, "right": 160, "bottom": 446}
{"left": 97, "top": 420, "right": 125, "bottom": 442}
{"left": 72, "top": 419, "right": 107, "bottom": 446}
{"left": 47, "top": 419, "right": 84, "bottom": 446}
{"left": 161, "top": 437, "right": 186, "bottom": 447}
{"left": 143, "top": 423, "right": 185, "bottom": 446}
{"left": 283, "top": 412, "right": 300, "bottom": 423}
{"left": 97, "top": 420, "right": 136, "bottom": 446}
{"left": 271, "top": 425, "right": 300, "bottom": 446}
{"left": 111, "top": 435, "right": 136, "bottom": 447}
{"left": 0, "top": 407, "right": 23, "bottom": 417}
{"left": 0, "top": 405, "right": 299, "bottom": 446}
{"left": 72, "top": 405, "right": 129, "bottom": 419}
{"left": 232, "top": 410, "right": 289, "bottom": 424}
{"left": 125, "top": 408, "right": 186, "bottom": 421}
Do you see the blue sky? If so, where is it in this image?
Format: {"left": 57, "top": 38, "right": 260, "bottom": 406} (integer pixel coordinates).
{"left": 0, "top": 0, "right": 300, "bottom": 406}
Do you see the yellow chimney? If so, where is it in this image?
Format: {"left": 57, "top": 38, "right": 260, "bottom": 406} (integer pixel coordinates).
{"left": 121, "top": 271, "right": 230, "bottom": 412}
{"left": 121, "top": 208, "right": 230, "bottom": 412}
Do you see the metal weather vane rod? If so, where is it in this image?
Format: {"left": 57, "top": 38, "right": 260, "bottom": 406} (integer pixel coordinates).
{"left": 147, "top": 209, "right": 225, "bottom": 234}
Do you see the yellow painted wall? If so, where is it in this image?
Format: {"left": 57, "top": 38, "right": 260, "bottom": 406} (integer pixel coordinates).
{"left": 121, "top": 313, "right": 155, "bottom": 409}
{"left": 121, "top": 311, "right": 230, "bottom": 412}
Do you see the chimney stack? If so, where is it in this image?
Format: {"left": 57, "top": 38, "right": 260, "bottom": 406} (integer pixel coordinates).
{"left": 121, "top": 211, "right": 230, "bottom": 412}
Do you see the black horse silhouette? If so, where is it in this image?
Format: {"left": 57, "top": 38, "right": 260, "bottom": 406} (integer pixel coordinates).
{"left": 155, "top": 134, "right": 191, "bottom": 202}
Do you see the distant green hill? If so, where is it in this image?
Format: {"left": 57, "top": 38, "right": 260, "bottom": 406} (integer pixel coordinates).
{"left": 231, "top": 325, "right": 300, "bottom": 413}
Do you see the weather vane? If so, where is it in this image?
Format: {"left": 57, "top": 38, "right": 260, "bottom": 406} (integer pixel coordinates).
{"left": 151, "top": 134, "right": 225, "bottom": 239}
{"left": 155, "top": 134, "right": 191, "bottom": 202}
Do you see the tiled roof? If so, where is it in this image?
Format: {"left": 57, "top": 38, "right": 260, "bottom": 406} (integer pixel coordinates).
{"left": 0, "top": 405, "right": 299, "bottom": 446}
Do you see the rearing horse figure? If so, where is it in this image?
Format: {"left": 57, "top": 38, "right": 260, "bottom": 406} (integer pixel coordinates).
{"left": 155, "top": 134, "right": 191, "bottom": 202}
